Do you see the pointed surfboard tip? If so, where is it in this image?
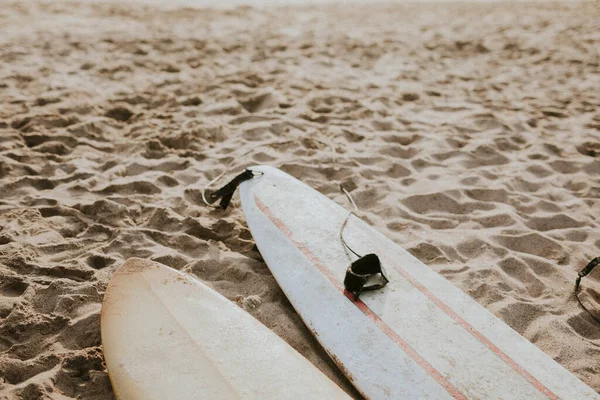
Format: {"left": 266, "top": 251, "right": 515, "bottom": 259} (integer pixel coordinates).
{"left": 116, "top": 257, "right": 160, "bottom": 275}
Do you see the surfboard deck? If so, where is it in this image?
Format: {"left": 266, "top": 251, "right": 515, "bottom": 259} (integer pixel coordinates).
{"left": 100, "top": 258, "right": 351, "bottom": 400}
{"left": 239, "top": 165, "right": 600, "bottom": 400}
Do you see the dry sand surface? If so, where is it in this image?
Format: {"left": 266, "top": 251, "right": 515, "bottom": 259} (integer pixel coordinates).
{"left": 0, "top": 0, "right": 599, "bottom": 398}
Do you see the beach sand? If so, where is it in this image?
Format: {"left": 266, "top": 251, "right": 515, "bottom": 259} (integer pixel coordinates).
{"left": 0, "top": 0, "right": 599, "bottom": 398}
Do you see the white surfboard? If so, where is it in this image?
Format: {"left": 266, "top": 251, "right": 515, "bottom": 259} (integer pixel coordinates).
{"left": 239, "top": 165, "right": 600, "bottom": 400}
{"left": 100, "top": 258, "right": 351, "bottom": 400}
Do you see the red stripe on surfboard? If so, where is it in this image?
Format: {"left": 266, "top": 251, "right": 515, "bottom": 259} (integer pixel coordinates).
{"left": 255, "top": 197, "right": 466, "bottom": 400}
{"left": 344, "top": 291, "right": 467, "bottom": 400}
{"left": 255, "top": 196, "right": 559, "bottom": 400}
{"left": 375, "top": 253, "right": 559, "bottom": 400}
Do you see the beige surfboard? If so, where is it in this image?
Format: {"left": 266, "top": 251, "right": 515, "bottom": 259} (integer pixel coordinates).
{"left": 100, "top": 258, "right": 351, "bottom": 400}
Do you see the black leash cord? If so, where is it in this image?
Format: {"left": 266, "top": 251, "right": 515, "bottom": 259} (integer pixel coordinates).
{"left": 205, "top": 169, "right": 256, "bottom": 210}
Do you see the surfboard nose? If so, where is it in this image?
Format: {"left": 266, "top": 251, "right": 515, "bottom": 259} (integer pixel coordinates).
{"left": 240, "top": 165, "right": 271, "bottom": 194}
{"left": 115, "top": 257, "right": 160, "bottom": 275}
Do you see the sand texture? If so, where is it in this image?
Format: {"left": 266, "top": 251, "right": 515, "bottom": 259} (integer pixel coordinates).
{"left": 1, "top": 1, "right": 599, "bottom": 398}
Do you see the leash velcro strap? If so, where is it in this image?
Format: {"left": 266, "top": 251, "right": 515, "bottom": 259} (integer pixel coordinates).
{"left": 208, "top": 169, "right": 254, "bottom": 210}
{"left": 575, "top": 257, "right": 599, "bottom": 292}
{"left": 344, "top": 253, "right": 389, "bottom": 301}
{"left": 575, "top": 256, "right": 600, "bottom": 324}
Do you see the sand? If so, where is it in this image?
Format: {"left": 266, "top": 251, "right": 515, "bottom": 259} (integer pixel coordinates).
{"left": 0, "top": 0, "right": 599, "bottom": 398}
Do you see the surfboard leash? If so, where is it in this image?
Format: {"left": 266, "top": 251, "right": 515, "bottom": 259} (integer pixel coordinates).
{"left": 204, "top": 169, "right": 257, "bottom": 210}
{"left": 575, "top": 256, "right": 600, "bottom": 324}
{"left": 340, "top": 185, "right": 361, "bottom": 258}
{"left": 344, "top": 254, "right": 390, "bottom": 301}
{"left": 339, "top": 184, "right": 390, "bottom": 300}
{"left": 201, "top": 137, "right": 335, "bottom": 210}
